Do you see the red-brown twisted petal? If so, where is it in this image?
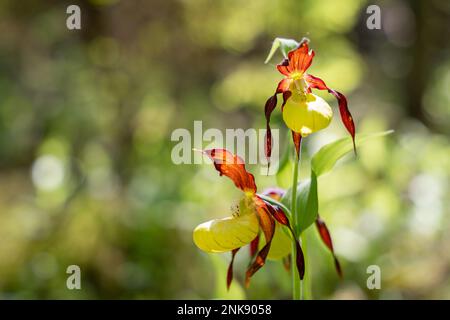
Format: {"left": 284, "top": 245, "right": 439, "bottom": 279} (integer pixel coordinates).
{"left": 261, "top": 197, "right": 305, "bottom": 280}
{"left": 265, "top": 202, "right": 289, "bottom": 226}
{"left": 264, "top": 94, "right": 277, "bottom": 168}
{"left": 202, "top": 149, "right": 257, "bottom": 193}
{"left": 264, "top": 90, "right": 292, "bottom": 174}
{"left": 227, "top": 248, "right": 240, "bottom": 290}
{"left": 330, "top": 90, "right": 356, "bottom": 155}
{"left": 316, "top": 216, "right": 343, "bottom": 278}
{"left": 249, "top": 234, "right": 259, "bottom": 258}
{"left": 304, "top": 74, "right": 356, "bottom": 154}
{"left": 276, "top": 42, "right": 315, "bottom": 76}
{"left": 245, "top": 240, "right": 272, "bottom": 287}
{"left": 294, "top": 239, "right": 305, "bottom": 279}
{"left": 254, "top": 197, "right": 276, "bottom": 249}
{"left": 291, "top": 131, "right": 302, "bottom": 160}
{"left": 245, "top": 197, "right": 276, "bottom": 287}
{"left": 264, "top": 79, "right": 292, "bottom": 173}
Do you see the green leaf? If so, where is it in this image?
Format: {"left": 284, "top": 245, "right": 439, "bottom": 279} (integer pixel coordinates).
{"left": 281, "top": 131, "right": 393, "bottom": 234}
{"left": 311, "top": 131, "right": 394, "bottom": 177}
{"left": 295, "top": 172, "right": 318, "bottom": 234}
{"left": 264, "top": 38, "right": 299, "bottom": 64}
{"left": 281, "top": 172, "right": 318, "bottom": 234}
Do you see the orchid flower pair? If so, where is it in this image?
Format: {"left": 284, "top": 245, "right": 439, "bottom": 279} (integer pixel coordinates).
{"left": 193, "top": 38, "right": 355, "bottom": 290}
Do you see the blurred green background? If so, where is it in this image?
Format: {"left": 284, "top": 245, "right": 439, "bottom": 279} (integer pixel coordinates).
{"left": 0, "top": 0, "right": 449, "bottom": 299}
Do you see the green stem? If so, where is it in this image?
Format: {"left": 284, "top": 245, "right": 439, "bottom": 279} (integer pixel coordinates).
{"left": 300, "top": 231, "right": 312, "bottom": 299}
{"left": 290, "top": 148, "right": 301, "bottom": 300}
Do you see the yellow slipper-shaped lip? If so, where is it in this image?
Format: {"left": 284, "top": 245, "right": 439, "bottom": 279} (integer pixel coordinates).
{"left": 282, "top": 93, "right": 333, "bottom": 136}
{"left": 193, "top": 212, "right": 259, "bottom": 253}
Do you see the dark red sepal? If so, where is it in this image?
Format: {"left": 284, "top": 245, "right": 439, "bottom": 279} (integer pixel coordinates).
{"left": 316, "top": 216, "right": 343, "bottom": 278}
{"left": 227, "top": 248, "right": 240, "bottom": 290}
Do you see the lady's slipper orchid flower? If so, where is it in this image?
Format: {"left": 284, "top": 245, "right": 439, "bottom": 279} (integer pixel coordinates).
{"left": 265, "top": 39, "right": 356, "bottom": 162}
{"left": 193, "top": 149, "right": 304, "bottom": 288}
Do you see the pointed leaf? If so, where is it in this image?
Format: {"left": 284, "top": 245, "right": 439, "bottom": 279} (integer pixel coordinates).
{"left": 296, "top": 172, "right": 318, "bottom": 233}
{"left": 311, "top": 131, "right": 394, "bottom": 177}
{"left": 281, "top": 172, "right": 318, "bottom": 234}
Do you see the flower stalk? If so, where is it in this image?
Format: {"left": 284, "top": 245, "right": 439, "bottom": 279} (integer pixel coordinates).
{"left": 290, "top": 140, "right": 302, "bottom": 300}
{"left": 300, "top": 231, "right": 312, "bottom": 299}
